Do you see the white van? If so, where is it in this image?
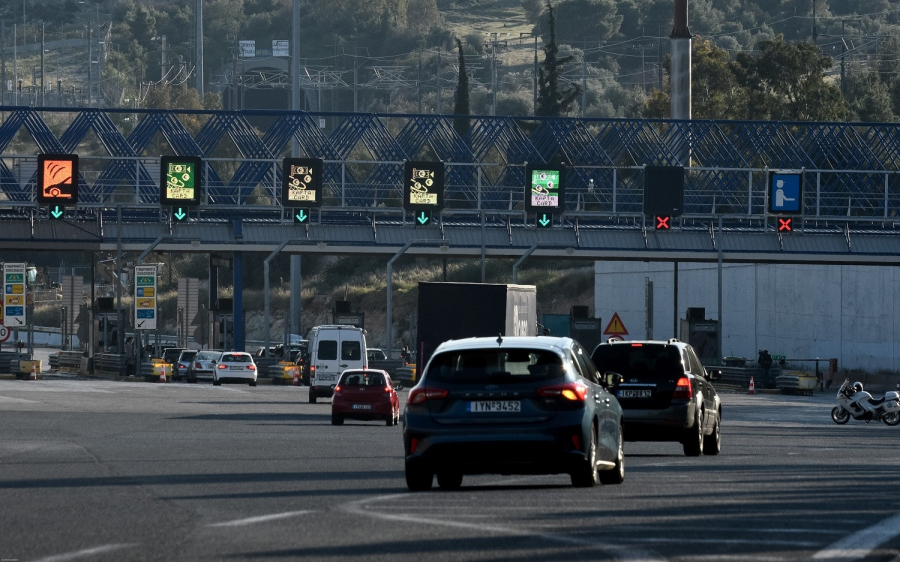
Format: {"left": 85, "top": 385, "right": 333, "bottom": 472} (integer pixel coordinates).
{"left": 306, "top": 325, "right": 367, "bottom": 403}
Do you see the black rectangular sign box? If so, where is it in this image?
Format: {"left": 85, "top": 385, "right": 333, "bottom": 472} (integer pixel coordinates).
{"left": 643, "top": 165, "right": 684, "bottom": 217}
{"left": 403, "top": 161, "right": 445, "bottom": 212}
{"left": 525, "top": 163, "right": 565, "bottom": 213}
{"left": 37, "top": 154, "right": 79, "bottom": 205}
{"left": 282, "top": 158, "right": 324, "bottom": 208}
{"left": 160, "top": 156, "right": 203, "bottom": 206}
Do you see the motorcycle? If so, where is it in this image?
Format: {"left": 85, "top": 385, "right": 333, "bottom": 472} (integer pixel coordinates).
{"left": 831, "top": 379, "right": 900, "bottom": 426}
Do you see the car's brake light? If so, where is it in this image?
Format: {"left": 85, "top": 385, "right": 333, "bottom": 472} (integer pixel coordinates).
{"left": 631, "top": 343, "right": 643, "bottom": 347}
{"left": 217, "top": 364, "right": 227, "bottom": 370}
{"left": 334, "top": 384, "right": 342, "bottom": 395}
{"left": 673, "top": 376, "right": 693, "bottom": 399}
{"left": 195, "top": 362, "right": 202, "bottom": 369}
{"left": 384, "top": 386, "right": 391, "bottom": 393}
{"left": 408, "top": 387, "right": 448, "bottom": 405}
{"left": 247, "top": 365, "right": 256, "bottom": 371}
{"left": 310, "top": 365, "right": 316, "bottom": 379}
{"left": 537, "top": 382, "right": 588, "bottom": 401}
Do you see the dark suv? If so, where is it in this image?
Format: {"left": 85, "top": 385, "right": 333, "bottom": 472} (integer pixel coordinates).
{"left": 403, "top": 336, "right": 625, "bottom": 491}
{"left": 590, "top": 338, "right": 721, "bottom": 456}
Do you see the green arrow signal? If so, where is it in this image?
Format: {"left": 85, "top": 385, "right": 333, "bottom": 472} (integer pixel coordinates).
{"left": 174, "top": 208, "right": 186, "bottom": 221}
{"left": 295, "top": 209, "right": 308, "bottom": 223}
{"left": 50, "top": 205, "right": 63, "bottom": 219}
{"left": 417, "top": 211, "right": 430, "bottom": 225}
{"left": 538, "top": 214, "right": 551, "bottom": 227}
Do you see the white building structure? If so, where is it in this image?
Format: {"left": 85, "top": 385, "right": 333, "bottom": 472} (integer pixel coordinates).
{"left": 594, "top": 261, "right": 900, "bottom": 371}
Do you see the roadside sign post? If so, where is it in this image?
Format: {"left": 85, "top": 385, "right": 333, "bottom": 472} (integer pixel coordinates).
{"left": 3, "top": 263, "right": 27, "bottom": 330}
{"left": 134, "top": 265, "right": 158, "bottom": 378}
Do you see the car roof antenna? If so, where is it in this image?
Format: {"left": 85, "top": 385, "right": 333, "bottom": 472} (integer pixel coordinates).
{"left": 496, "top": 334, "right": 503, "bottom": 346}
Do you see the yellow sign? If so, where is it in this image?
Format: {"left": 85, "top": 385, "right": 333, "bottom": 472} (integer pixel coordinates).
{"left": 5, "top": 295, "right": 22, "bottom": 306}
{"left": 137, "top": 298, "right": 155, "bottom": 309}
{"left": 5, "top": 284, "right": 23, "bottom": 294}
{"left": 603, "top": 312, "right": 629, "bottom": 337}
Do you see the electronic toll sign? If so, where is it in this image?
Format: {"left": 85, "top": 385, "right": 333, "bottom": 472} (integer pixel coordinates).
{"left": 403, "top": 161, "right": 444, "bottom": 226}
{"left": 282, "top": 158, "right": 324, "bottom": 224}
{"left": 525, "top": 163, "right": 565, "bottom": 213}
{"left": 37, "top": 154, "right": 79, "bottom": 219}
{"left": 160, "top": 156, "right": 202, "bottom": 221}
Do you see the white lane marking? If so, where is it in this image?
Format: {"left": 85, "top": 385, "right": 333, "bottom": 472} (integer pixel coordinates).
{"left": 812, "top": 512, "right": 900, "bottom": 560}
{"left": 207, "top": 510, "right": 312, "bottom": 527}
{"left": 32, "top": 543, "right": 139, "bottom": 562}
{"left": 619, "top": 537, "right": 820, "bottom": 547}
{"left": 0, "top": 394, "right": 39, "bottom": 403}
{"left": 341, "top": 493, "right": 665, "bottom": 562}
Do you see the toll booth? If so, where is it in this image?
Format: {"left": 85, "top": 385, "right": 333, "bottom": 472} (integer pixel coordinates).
{"left": 568, "top": 306, "right": 603, "bottom": 353}
{"left": 679, "top": 307, "right": 720, "bottom": 364}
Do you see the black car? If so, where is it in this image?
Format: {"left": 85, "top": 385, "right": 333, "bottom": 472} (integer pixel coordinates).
{"left": 403, "top": 336, "right": 625, "bottom": 491}
{"left": 590, "top": 338, "right": 722, "bottom": 456}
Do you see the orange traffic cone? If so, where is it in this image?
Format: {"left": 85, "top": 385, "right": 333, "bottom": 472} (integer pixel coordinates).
{"left": 159, "top": 366, "right": 167, "bottom": 383}
{"left": 748, "top": 376, "right": 756, "bottom": 395}
{"left": 292, "top": 368, "right": 300, "bottom": 386}
{"left": 29, "top": 363, "right": 37, "bottom": 380}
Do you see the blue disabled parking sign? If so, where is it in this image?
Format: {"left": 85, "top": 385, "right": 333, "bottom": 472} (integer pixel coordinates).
{"left": 769, "top": 171, "right": 802, "bottom": 214}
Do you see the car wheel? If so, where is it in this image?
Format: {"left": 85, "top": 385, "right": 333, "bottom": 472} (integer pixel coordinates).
{"left": 385, "top": 414, "right": 394, "bottom": 426}
{"left": 436, "top": 470, "right": 463, "bottom": 490}
{"left": 308, "top": 389, "right": 317, "bottom": 404}
{"left": 331, "top": 415, "right": 344, "bottom": 425}
{"left": 571, "top": 423, "right": 599, "bottom": 488}
{"left": 703, "top": 414, "right": 721, "bottom": 455}
{"left": 188, "top": 375, "right": 196, "bottom": 384}
{"left": 213, "top": 377, "right": 221, "bottom": 386}
{"left": 599, "top": 425, "right": 625, "bottom": 485}
{"left": 249, "top": 380, "right": 257, "bottom": 387}
{"left": 683, "top": 412, "right": 703, "bottom": 457}
{"left": 405, "top": 463, "right": 433, "bottom": 492}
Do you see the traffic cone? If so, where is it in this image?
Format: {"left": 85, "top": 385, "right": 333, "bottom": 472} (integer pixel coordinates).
{"left": 748, "top": 376, "right": 756, "bottom": 395}
{"left": 159, "top": 366, "right": 167, "bottom": 383}
{"left": 292, "top": 367, "right": 300, "bottom": 386}
{"left": 29, "top": 363, "right": 37, "bottom": 381}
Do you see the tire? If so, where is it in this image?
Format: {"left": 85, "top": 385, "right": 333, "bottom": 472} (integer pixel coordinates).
{"left": 599, "top": 426, "right": 625, "bottom": 485}
{"left": 882, "top": 411, "right": 900, "bottom": 426}
{"left": 437, "top": 470, "right": 463, "bottom": 490}
{"left": 331, "top": 415, "right": 344, "bottom": 426}
{"left": 832, "top": 406, "right": 850, "bottom": 424}
{"left": 249, "top": 380, "right": 257, "bottom": 387}
{"left": 385, "top": 415, "right": 393, "bottom": 427}
{"left": 213, "top": 377, "right": 221, "bottom": 386}
{"left": 571, "top": 424, "right": 599, "bottom": 488}
{"left": 703, "top": 415, "right": 721, "bottom": 456}
{"left": 308, "top": 389, "right": 317, "bottom": 404}
{"left": 405, "top": 463, "right": 433, "bottom": 491}
{"left": 683, "top": 412, "right": 703, "bottom": 457}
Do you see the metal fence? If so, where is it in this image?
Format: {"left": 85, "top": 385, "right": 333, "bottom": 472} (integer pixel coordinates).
{"left": 3, "top": 107, "right": 900, "bottom": 222}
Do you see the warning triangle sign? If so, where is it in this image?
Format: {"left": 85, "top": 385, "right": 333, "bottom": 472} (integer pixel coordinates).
{"left": 603, "top": 312, "right": 628, "bottom": 337}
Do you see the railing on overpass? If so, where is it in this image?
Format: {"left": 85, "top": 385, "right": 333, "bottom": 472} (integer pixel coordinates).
{"left": 2, "top": 107, "right": 900, "bottom": 226}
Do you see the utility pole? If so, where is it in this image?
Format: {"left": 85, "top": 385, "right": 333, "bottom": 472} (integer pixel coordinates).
{"left": 40, "top": 24, "right": 44, "bottom": 106}
{"left": 581, "top": 46, "right": 587, "bottom": 118}
{"left": 417, "top": 51, "right": 422, "bottom": 114}
{"left": 436, "top": 48, "right": 442, "bottom": 114}
{"left": 87, "top": 24, "right": 92, "bottom": 106}
{"left": 484, "top": 33, "right": 506, "bottom": 116}
{"left": 534, "top": 34, "right": 538, "bottom": 114}
{"left": 812, "top": 0, "right": 818, "bottom": 45}
{"left": 840, "top": 20, "right": 846, "bottom": 97}
{"left": 196, "top": 0, "right": 204, "bottom": 98}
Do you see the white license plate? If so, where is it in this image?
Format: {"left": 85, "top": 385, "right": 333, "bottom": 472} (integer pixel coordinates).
{"left": 352, "top": 404, "right": 372, "bottom": 410}
{"left": 230, "top": 366, "right": 243, "bottom": 370}
{"left": 319, "top": 375, "right": 336, "bottom": 381}
{"left": 468, "top": 401, "right": 521, "bottom": 413}
{"left": 619, "top": 389, "right": 652, "bottom": 398}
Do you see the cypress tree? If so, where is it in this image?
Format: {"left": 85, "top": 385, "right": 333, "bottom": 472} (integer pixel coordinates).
{"left": 536, "top": 0, "right": 581, "bottom": 117}
{"left": 453, "top": 38, "right": 471, "bottom": 137}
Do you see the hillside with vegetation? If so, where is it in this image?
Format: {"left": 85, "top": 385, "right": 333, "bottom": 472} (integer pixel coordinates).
{"left": 2, "top": 0, "right": 900, "bottom": 121}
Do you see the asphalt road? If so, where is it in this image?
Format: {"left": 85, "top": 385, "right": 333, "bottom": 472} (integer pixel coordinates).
{"left": 1, "top": 377, "right": 899, "bottom": 562}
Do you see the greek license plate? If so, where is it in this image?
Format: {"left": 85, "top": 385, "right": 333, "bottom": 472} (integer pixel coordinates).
{"left": 230, "top": 366, "right": 243, "bottom": 370}
{"left": 319, "top": 375, "right": 336, "bottom": 381}
{"left": 352, "top": 404, "right": 372, "bottom": 410}
{"left": 619, "top": 389, "right": 652, "bottom": 398}
{"left": 468, "top": 401, "right": 521, "bottom": 413}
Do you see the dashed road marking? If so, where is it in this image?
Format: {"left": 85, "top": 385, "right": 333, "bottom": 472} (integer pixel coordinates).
{"left": 207, "top": 510, "right": 313, "bottom": 527}
{"left": 32, "top": 543, "right": 139, "bottom": 561}
{"left": 813, "top": 512, "right": 900, "bottom": 560}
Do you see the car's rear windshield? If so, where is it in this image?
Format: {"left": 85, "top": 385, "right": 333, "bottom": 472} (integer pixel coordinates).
{"left": 221, "top": 354, "right": 252, "bottom": 363}
{"left": 196, "top": 351, "right": 219, "bottom": 361}
{"left": 179, "top": 351, "right": 197, "bottom": 361}
{"left": 591, "top": 344, "right": 683, "bottom": 379}
{"left": 340, "top": 372, "right": 385, "bottom": 386}
{"left": 425, "top": 349, "right": 564, "bottom": 384}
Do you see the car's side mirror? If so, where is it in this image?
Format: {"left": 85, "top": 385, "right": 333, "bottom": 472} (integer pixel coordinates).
{"left": 603, "top": 372, "right": 623, "bottom": 388}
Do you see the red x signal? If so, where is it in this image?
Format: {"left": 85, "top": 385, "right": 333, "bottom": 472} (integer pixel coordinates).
{"left": 655, "top": 215, "right": 670, "bottom": 230}
{"left": 778, "top": 218, "right": 793, "bottom": 232}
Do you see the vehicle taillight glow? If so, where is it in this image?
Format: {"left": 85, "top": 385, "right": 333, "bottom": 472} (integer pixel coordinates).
{"left": 408, "top": 387, "right": 448, "bottom": 405}
{"left": 410, "top": 438, "right": 418, "bottom": 454}
{"left": 537, "top": 382, "right": 588, "bottom": 401}
{"left": 673, "top": 376, "right": 693, "bottom": 399}
{"left": 384, "top": 386, "right": 391, "bottom": 393}
{"left": 334, "top": 385, "right": 342, "bottom": 395}
{"left": 195, "top": 362, "right": 202, "bottom": 369}
{"left": 217, "top": 364, "right": 227, "bottom": 370}
{"left": 310, "top": 365, "right": 316, "bottom": 379}
{"left": 631, "top": 343, "right": 643, "bottom": 347}
{"left": 247, "top": 365, "right": 256, "bottom": 370}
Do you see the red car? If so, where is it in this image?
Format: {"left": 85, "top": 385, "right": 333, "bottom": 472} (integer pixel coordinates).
{"left": 331, "top": 369, "right": 400, "bottom": 426}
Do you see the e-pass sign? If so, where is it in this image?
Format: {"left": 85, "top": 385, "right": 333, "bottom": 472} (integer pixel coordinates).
{"left": 3, "top": 263, "right": 27, "bottom": 327}
{"left": 134, "top": 265, "right": 158, "bottom": 330}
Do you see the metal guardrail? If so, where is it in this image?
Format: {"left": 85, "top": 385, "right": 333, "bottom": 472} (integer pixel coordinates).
{"left": 57, "top": 351, "right": 83, "bottom": 371}
{"left": 95, "top": 353, "right": 126, "bottom": 376}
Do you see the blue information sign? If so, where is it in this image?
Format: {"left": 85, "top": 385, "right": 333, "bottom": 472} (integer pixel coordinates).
{"left": 136, "top": 310, "right": 155, "bottom": 319}
{"left": 769, "top": 171, "right": 802, "bottom": 214}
